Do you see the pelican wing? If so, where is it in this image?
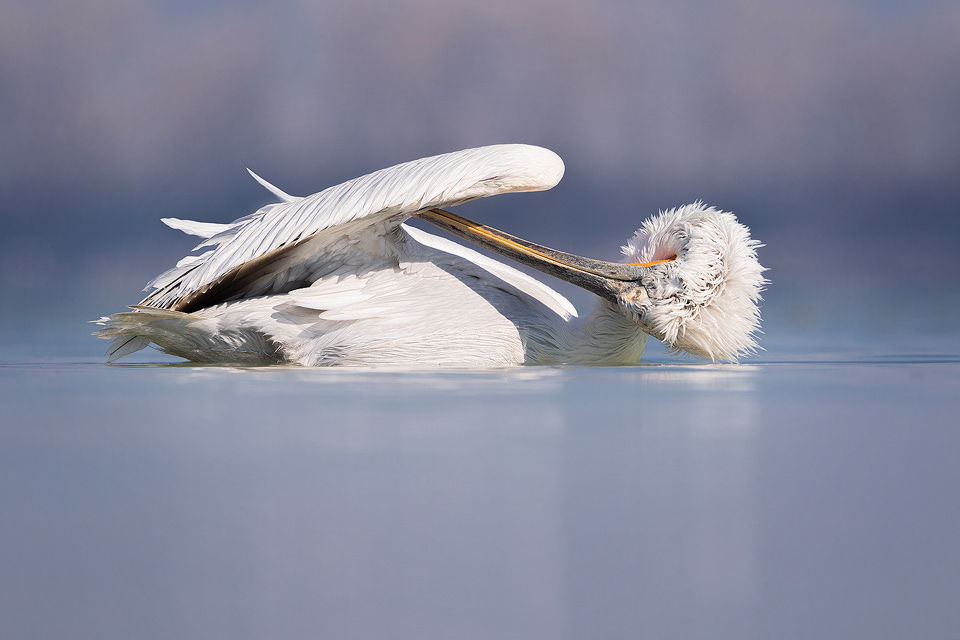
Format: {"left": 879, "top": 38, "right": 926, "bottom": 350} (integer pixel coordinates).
{"left": 140, "top": 144, "right": 564, "bottom": 312}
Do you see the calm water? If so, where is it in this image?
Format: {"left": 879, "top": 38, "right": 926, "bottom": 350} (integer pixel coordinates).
{"left": 2, "top": 339, "right": 959, "bottom": 639}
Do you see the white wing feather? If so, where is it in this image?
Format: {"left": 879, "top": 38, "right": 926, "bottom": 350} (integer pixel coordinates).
{"left": 246, "top": 169, "right": 296, "bottom": 202}
{"left": 160, "top": 218, "right": 234, "bottom": 238}
{"left": 144, "top": 144, "right": 564, "bottom": 310}
{"left": 402, "top": 225, "right": 577, "bottom": 320}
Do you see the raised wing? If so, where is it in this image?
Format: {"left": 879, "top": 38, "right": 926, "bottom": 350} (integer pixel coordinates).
{"left": 140, "top": 144, "right": 564, "bottom": 312}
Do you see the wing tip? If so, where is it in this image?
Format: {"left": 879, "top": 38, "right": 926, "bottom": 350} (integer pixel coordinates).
{"left": 247, "top": 168, "right": 296, "bottom": 202}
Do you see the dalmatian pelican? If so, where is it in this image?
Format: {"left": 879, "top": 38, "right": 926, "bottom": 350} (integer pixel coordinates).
{"left": 95, "top": 144, "right": 766, "bottom": 366}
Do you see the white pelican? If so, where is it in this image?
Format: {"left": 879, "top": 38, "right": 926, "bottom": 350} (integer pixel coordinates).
{"left": 95, "top": 144, "right": 766, "bottom": 366}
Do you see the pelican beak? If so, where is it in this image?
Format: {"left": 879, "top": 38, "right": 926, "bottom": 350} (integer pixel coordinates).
{"left": 416, "top": 208, "right": 655, "bottom": 302}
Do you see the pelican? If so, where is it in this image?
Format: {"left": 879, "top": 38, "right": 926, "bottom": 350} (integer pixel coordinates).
{"left": 95, "top": 144, "right": 766, "bottom": 366}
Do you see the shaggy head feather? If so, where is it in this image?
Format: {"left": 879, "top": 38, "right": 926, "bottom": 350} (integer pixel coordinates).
{"left": 618, "top": 202, "right": 767, "bottom": 361}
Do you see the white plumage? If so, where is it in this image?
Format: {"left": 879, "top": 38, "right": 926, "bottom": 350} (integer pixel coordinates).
{"left": 95, "top": 144, "right": 766, "bottom": 366}
{"left": 620, "top": 203, "right": 766, "bottom": 359}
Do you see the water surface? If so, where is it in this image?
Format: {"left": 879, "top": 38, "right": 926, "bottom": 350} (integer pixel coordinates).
{"left": 2, "top": 346, "right": 959, "bottom": 639}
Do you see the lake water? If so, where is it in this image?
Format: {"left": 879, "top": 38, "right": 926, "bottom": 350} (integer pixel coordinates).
{"left": 2, "top": 332, "right": 959, "bottom": 639}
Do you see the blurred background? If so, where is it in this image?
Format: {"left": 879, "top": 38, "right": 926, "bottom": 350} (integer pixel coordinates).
{"left": 2, "top": 0, "right": 959, "bottom": 353}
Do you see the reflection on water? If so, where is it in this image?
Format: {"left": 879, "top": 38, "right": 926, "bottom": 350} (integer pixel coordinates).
{"left": 75, "top": 358, "right": 764, "bottom": 398}
{"left": 2, "top": 354, "right": 959, "bottom": 640}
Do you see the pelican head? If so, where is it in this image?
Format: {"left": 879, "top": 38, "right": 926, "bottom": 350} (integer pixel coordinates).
{"left": 616, "top": 202, "right": 766, "bottom": 360}
{"left": 418, "top": 201, "right": 766, "bottom": 362}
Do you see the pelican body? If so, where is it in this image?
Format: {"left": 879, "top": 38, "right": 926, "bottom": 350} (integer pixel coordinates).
{"left": 96, "top": 145, "right": 765, "bottom": 366}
